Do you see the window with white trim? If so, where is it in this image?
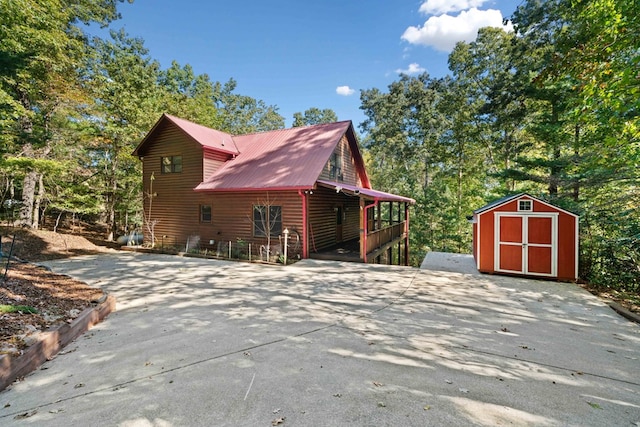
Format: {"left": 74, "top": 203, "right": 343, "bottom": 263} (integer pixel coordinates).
{"left": 518, "top": 200, "right": 533, "bottom": 211}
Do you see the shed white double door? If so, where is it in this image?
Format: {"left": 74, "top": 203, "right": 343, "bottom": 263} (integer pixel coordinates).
{"left": 494, "top": 213, "right": 558, "bottom": 277}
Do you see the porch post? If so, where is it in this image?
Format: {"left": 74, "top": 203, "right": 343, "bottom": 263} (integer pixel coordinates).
{"left": 404, "top": 202, "right": 410, "bottom": 266}
{"left": 359, "top": 197, "right": 365, "bottom": 261}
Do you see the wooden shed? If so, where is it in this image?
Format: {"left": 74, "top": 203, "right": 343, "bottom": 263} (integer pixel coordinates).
{"left": 470, "top": 193, "right": 578, "bottom": 281}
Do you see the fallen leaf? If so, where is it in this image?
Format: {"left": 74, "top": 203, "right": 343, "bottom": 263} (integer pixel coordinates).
{"left": 423, "top": 405, "right": 431, "bottom": 411}
{"left": 377, "top": 402, "right": 386, "bottom": 407}
{"left": 271, "top": 416, "right": 285, "bottom": 425}
{"left": 587, "top": 401, "right": 602, "bottom": 409}
{"left": 373, "top": 381, "right": 383, "bottom": 387}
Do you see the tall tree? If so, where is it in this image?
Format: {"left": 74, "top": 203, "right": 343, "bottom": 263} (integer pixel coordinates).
{"left": 0, "top": 0, "right": 129, "bottom": 227}
{"left": 448, "top": 27, "right": 534, "bottom": 194}
{"left": 0, "top": 0, "right": 129, "bottom": 228}
{"left": 213, "top": 79, "right": 284, "bottom": 134}
{"left": 511, "top": 0, "right": 640, "bottom": 290}
{"left": 83, "top": 29, "right": 162, "bottom": 240}
{"left": 361, "top": 74, "right": 482, "bottom": 257}
{"left": 292, "top": 107, "right": 337, "bottom": 127}
{"left": 158, "top": 61, "right": 222, "bottom": 129}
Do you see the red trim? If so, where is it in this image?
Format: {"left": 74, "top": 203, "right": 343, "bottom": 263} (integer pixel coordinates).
{"left": 202, "top": 145, "right": 241, "bottom": 157}
{"left": 194, "top": 186, "right": 312, "bottom": 192}
{"left": 405, "top": 203, "right": 410, "bottom": 265}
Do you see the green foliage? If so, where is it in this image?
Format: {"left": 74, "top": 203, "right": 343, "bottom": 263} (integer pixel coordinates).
{"left": 0, "top": 305, "right": 38, "bottom": 314}
{"left": 292, "top": 107, "right": 338, "bottom": 127}
{"left": 213, "top": 78, "right": 284, "bottom": 134}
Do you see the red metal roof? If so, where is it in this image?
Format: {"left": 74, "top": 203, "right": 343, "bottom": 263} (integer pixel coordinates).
{"left": 317, "top": 180, "right": 415, "bottom": 204}
{"left": 133, "top": 114, "right": 239, "bottom": 157}
{"left": 195, "top": 121, "right": 353, "bottom": 191}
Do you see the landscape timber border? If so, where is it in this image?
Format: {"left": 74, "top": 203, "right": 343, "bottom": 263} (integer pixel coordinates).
{"left": 0, "top": 294, "right": 116, "bottom": 391}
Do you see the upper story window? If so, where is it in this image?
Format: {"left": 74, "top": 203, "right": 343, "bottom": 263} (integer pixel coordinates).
{"left": 329, "top": 152, "right": 343, "bottom": 181}
{"left": 518, "top": 199, "right": 533, "bottom": 211}
{"left": 161, "top": 155, "right": 182, "bottom": 173}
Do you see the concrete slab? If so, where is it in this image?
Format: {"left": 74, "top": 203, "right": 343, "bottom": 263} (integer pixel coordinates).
{"left": 420, "top": 251, "right": 480, "bottom": 275}
{"left": 0, "top": 253, "right": 638, "bottom": 426}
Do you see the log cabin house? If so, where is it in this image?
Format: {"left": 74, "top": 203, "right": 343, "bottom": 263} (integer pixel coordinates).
{"left": 133, "top": 114, "right": 415, "bottom": 265}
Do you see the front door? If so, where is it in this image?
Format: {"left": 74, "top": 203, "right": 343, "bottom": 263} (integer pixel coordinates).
{"left": 495, "top": 213, "right": 557, "bottom": 277}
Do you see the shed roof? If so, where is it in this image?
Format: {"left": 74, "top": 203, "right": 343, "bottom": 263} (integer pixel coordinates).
{"left": 474, "top": 193, "right": 578, "bottom": 217}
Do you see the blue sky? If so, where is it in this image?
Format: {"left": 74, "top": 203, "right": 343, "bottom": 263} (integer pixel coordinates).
{"left": 101, "top": 0, "right": 521, "bottom": 128}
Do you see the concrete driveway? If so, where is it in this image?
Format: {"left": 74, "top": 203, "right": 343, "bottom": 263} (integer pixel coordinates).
{"left": 0, "top": 252, "right": 638, "bottom": 426}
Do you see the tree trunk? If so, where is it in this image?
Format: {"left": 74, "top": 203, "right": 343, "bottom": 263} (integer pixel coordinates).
{"left": 18, "top": 171, "right": 37, "bottom": 227}
{"left": 32, "top": 173, "right": 45, "bottom": 229}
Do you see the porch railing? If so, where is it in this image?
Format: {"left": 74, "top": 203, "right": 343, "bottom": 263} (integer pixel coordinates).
{"left": 365, "top": 221, "right": 406, "bottom": 255}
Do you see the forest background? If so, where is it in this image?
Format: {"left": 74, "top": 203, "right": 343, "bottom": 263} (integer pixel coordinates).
{"left": 1, "top": 0, "right": 638, "bottom": 294}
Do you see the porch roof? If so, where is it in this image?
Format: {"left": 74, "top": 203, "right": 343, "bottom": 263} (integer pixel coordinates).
{"left": 317, "top": 180, "right": 415, "bottom": 204}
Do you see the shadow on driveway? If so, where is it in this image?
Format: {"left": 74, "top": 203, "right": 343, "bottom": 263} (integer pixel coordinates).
{"left": 1, "top": 253, "right": 638, "bottom": 426}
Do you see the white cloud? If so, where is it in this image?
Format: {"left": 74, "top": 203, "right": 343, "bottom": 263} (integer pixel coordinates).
{"left": 419, "top": 0, "right": 487, "bottom": 15}
{"left": 336, "top": 85, "right": 355, "bottom": 96}
{"left": 401, "top": 8, "right": 512, "bottom": 52}
{"left": 396, "top": 63, "right": 426, "bottom": 75}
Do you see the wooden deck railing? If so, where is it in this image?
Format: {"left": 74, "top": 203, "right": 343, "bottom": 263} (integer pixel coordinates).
{"left": 365, "top": 222, "right": 406, "bottom": 254}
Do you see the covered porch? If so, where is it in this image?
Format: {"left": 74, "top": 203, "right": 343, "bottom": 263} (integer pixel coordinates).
{"left": 308, "top": 181, "right": 414, "bottom": 266}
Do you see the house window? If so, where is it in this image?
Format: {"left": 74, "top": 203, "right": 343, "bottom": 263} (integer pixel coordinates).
{"left": 329, "top": 152, "right": 343, "bottom": 181}
{"left": 161, "top": 155, "right": 182, "bottom": 173}
{"left": 200, "top": 205, "right": 212, "bottom": 223}
{"left": 518, "top": 200, "right": 533, "bottom": 211}
{"left": 253, "top": 205, "right": 282, "bottom": 237}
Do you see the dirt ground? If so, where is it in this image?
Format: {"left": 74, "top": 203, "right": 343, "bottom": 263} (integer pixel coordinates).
{"left": 0, "top": 226, "right": 114, "bottom": 357}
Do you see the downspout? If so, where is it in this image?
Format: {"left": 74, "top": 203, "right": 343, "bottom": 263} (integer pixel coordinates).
{"left": 298, "top": 190, "right": 308, "bottom": 258}
{"left": 363, "top": 199, "right": 379, "bottom": 263}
